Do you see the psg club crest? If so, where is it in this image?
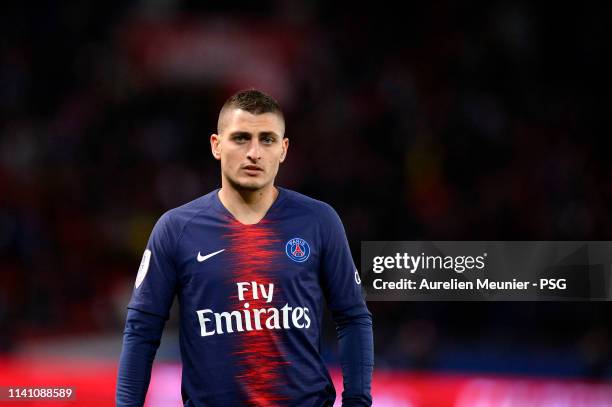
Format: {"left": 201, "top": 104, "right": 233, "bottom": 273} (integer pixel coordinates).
{"left": 285, "top": 238, "right": 310, "bottom": 263}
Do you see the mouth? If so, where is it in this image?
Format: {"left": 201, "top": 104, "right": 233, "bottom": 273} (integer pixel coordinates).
{"left": 242, "top": 165, "right": 264, "bottom": 175}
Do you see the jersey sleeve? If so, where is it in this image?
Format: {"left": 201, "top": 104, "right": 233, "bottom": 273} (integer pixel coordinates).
{"left": 319, "top": 204, "right": 368, "bottom": 313}
{"left": 116, "top": 308, "right": 166, "bottom": 407}
{"left": 127, "top": 211, "right": 179, "bottom": 319}
{"left": 319, "top": 203, "right": 373, "bottom": 406}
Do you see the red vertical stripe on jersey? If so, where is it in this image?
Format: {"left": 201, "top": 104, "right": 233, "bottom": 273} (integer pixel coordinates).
{"left": 224, "top": 219, "right": 288, "bottom": 406}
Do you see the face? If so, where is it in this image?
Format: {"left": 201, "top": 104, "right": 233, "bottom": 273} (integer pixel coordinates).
{"left": 211, "top": 108, "right": 288, "bottom": 192}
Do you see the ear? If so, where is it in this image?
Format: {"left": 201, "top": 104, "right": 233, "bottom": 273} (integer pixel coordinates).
{"left": 279, "top": 137, "right": 289, "bottom": 163}
{"left": 210, "top": 133, "right": 221, "bottom": 160}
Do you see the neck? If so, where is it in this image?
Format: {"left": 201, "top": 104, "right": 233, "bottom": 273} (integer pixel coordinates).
{"left": 218, "top": 180, "right": 278, "bottom": 225}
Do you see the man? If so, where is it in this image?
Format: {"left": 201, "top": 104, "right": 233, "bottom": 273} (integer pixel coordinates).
{"left": 116, "top": 89, "right": 373, "bottom": 406}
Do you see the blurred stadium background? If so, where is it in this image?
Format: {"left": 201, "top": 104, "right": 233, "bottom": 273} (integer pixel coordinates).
{"left": 0, "top": 1, "right": 610, "bottom": 406}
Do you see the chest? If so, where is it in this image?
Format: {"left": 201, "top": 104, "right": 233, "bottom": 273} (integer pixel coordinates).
{"left": 174, "top": 219, "right": 322, "bottom": 300}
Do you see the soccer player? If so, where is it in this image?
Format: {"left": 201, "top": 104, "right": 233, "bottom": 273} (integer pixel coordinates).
{"left": 116, "top": 90, "right": 374, "bottom": 406}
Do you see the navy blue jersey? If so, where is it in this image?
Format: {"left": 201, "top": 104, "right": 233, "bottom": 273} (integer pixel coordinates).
{"left": 126, "top": 187, "right": 371, "bottom": 406}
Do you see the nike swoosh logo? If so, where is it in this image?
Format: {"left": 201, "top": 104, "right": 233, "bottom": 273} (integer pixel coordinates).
{"left": 197, "top": 249, "right": 225, "bottom": 262}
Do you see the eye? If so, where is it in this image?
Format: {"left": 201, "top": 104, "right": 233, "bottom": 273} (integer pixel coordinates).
{"left": 233, "top": 134, "right": 248, "bottom": 143}
{"left": 262, "top": 136, "right": 275, "bottom": 145}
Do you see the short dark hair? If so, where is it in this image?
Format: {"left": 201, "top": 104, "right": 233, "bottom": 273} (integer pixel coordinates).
{"left": 217, "top": 89, "right": 284, "bottom": 133}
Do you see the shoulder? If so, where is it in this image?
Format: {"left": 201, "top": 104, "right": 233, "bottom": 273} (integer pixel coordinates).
{"left": 280, "top": 187, "right": 337, "bottom": 216}
{"left": 155, "top": 190, "right": 218, "bottom": 234}
{"left": 279, "top": 187, "right": 343, "bottom": 227}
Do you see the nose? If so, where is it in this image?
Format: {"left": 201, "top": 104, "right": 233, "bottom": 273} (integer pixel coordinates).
{"left": 246, "top": 139, "right": 261, "bottom": 161}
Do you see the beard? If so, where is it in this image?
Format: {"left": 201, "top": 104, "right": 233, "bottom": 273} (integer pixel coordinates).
{"left": 225, "top": 172, "right": 268, "bottom": 192}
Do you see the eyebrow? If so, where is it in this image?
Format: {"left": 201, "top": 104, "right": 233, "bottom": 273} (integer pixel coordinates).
{"left": 229, "top": 131, "right": 280, "bottom": 139}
